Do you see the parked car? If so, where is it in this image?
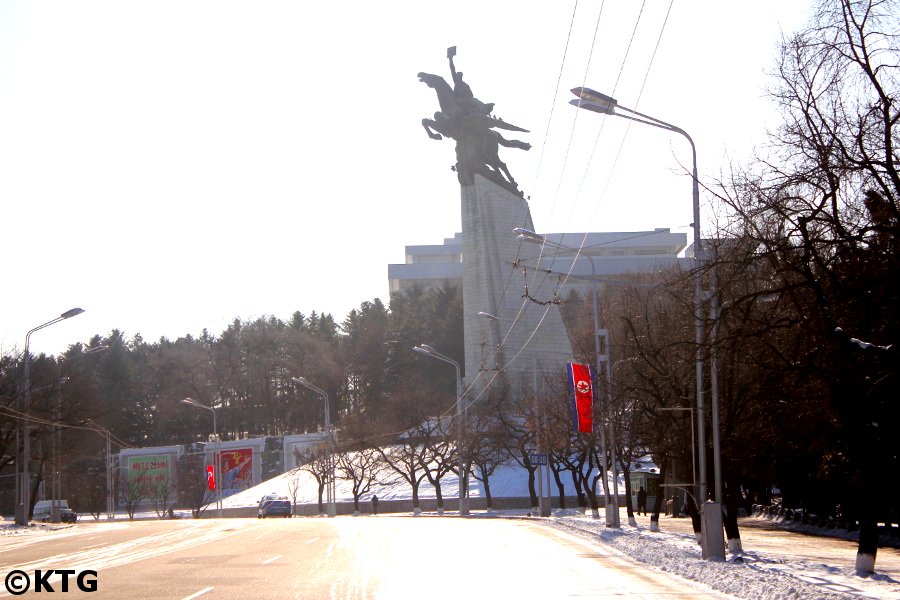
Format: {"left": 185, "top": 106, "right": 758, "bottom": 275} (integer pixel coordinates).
{"left": 257, "top": 495, "right": 292, "bottom": 518}
{"left": 57, "top": 508, "right": 78, "bottom": 523}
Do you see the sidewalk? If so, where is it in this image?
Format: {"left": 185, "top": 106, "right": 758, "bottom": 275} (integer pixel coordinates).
{"left": 626, "top": 510, "right": 900, "bottom": 580}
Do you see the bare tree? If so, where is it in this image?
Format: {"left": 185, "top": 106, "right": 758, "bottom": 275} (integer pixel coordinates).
{"left": 465, "top": 404, "right": 507, "bottom": 512}
{"left": 296, "top": 444, "right": 330, "bottom": 515}
{"left": 177, "top": 448, "right": 215, "bottom": 518}
{"left": 286, "top": 468, "right": 302, "bottom": 516}
{"left": 716, "top": 0, "right": 900, "bottom": 572}
{"left": 335, "top": 447, "right": 384, "bottom": 515}
{"left": 414, "top": 417, "right": 457, "bottom": 515}
{"left": 378, "top": 441, "right": 429, "bottom": 515}
{"left": 495, "top": 400, "right": 540, "bottom": 512}
{"left": 118, "top": 474, "right": 147, "bottom": 520}
{"left": 148, "top": 480, "right": 175, "bottom": 519}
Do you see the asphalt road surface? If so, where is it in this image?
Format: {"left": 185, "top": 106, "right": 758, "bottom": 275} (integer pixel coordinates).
{"left": 0, "top": 516, "right": 735, "bottom": 599}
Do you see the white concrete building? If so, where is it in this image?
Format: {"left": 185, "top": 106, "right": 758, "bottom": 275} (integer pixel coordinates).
{"left": 388, "top": 228, "right": 689, "bottom": 298}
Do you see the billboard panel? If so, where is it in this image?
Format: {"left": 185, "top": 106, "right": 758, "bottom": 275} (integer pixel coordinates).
{"left": 217, "top": 447, "right": 253, "bottom": 496}
{"left": 126, "top": 454, "right": 173, "bottom": 494}
{"left": 288, "top": 439, "right": 327, "bottom": 469}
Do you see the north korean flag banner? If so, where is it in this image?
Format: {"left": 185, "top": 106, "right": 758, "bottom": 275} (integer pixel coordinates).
{"left": 206, "top": 464, "right": 216, "bottom": 490}
{"left": 567, "top": 362, "right": 595, "bottom": 433}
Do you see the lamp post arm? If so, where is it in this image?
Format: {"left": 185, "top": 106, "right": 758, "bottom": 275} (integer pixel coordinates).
{"left": 26, "top": 317, "right": 64, "bottom": 346}
{"left": 569, "top": 99, "right": 697, "bottom": 166}
{"left": 583, "top": 97, "right": 705, "bottom": 501}
{"left": 291, "top": 377, "right": 330, "bottom": 428}
{"left": 18, "top": 308, "right": 85, "bottom": 526}
{"left": 413, "top": 344, "right": 467, "bottom": 515}
{"left": 413, "top": 346, "right": 459, "bottom": 370}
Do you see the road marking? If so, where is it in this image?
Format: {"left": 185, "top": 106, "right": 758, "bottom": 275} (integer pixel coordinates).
{"left": 305, "top": 537, "right": 320, "bottom": 544}
{"left": 262, "top": 554, "right": 282, "bottom": 564}
{"left": 1, "top": 521, "right": 245, "bottom": 574}
{"left": 182, "top": 586, "right": 214, "bottom": 600}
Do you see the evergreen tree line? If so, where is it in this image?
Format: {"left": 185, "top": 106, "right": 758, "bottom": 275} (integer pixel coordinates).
{"left": 0, "top": 285, "right": 466, "bottom": 518}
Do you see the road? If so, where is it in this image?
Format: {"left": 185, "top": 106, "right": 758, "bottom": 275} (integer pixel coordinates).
{"left": 0, "top": 516, "right": 734, "bottom": 599}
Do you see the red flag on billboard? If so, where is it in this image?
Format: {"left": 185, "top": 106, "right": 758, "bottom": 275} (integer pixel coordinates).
{"left": 206, "top": 465, "right": 216, "bottom": 490}
{"left": 567, "top": 362, "right": 595, "bottom": 433}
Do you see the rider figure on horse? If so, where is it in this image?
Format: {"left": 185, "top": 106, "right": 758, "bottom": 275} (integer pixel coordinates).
{"left": 448, "top": 46, "right": 493, "bottom": 118}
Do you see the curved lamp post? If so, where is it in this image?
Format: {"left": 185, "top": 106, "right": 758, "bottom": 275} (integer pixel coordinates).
{"left": 17, "top": 307, "right": 85, "bottom": 526}
{"left": 570, "top": 88, "right": 724, "bottom": 560}
{"left": 182, "top": 398, "right": 222, "bottom": 518}
{"left": 412, "top": 344, "right": 468, "bottom": 516}
{"left": 291, "top": 377, "right": 336, "bottom": 517}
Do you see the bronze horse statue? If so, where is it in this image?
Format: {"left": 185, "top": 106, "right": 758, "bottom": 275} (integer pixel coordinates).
{"left": 418, "top": 70, "right": 530, "bottom": 190}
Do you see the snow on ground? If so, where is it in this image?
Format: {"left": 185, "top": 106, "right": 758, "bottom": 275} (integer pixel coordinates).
{"left": 220, "top": 460, "right": 579, "bottom": 508}
{"left": 219, "top": 455, "right": 900, "bottom": 600}
{"left": 5, "top": 454, "right": 899, "bottom": 600}
{"left": 552, "top": 512, "right": 900, "bottom": 600}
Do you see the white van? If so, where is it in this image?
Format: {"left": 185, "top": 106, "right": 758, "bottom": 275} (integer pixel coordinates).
{"left": 32, "top": 500, "right": 77, "bottom": 523}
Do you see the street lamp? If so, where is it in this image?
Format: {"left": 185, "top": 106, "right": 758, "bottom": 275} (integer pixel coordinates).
{"left": 657, "top": 406, "right": 697, "bottom": 531}
{"left": 52, "top": 345, "right": 108, "bottom": 523}
{"left": 477, "top": 310, "right": 554, "bottom": 517}
{"left": 514, "top": 227, "right": 621, "bottom": 527}
{"left": 709, "top": 259, "right": 724, "bottom": 506}
{"left": 81, "top": 418, "right": 116, "bottom": 520}
{"left": 570, "top": 88, "right": 724, "bottom": 559}
{"left": 182, "top": 398, "right": 222, "bottom": 518}
{"left": 291, "top": 377, "right": 336, "bottom": 517}
{"left": 17, "top": 307, "right": 85, "bottom": 526}
{"left": 412, "top": 344, "right": 468, "bottom": 516}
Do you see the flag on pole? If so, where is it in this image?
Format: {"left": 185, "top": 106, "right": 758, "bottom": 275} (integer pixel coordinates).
{"left": 206, "top": 465, "right": 216, "bottom": 490}
{"left": 567, "top": 362, "right": 595, "bottom": 433}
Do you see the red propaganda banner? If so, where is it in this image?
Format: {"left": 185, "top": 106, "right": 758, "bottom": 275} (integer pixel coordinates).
{"left": 206, "top": 464, "right": 216, "bottom": 490}
{"left": 567, "top": 362, "right": 595, "bottom": 433}
{"left": 218, "top": 448, "right": 253, "bottom": 494}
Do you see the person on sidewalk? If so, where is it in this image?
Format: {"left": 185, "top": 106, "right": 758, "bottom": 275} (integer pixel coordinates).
{"left": 637, "top": 486, "right": 647, "bottom": 516}
{"left": 371, "top": 495, "right": 379, "bottom": 515}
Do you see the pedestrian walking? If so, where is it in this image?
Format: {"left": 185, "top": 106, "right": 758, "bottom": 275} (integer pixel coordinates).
{"left": 371, "top": 495, "right": 379, "bottom": 515}
{"left": 637, "top": 486, "right": 647, "bottom": 516}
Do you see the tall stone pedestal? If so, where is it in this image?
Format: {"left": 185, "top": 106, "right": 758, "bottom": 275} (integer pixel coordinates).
{"left": 461, "top": 174, "right": 573, "bottom": 401}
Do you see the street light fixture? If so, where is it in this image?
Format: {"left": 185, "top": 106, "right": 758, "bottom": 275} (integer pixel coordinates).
{"left": 570, "top": 88, "right": 724, "bottom": 560}
{"left": 181, "top": 397, "right": 222, "bottom": 518}
{"left": 477, "top": 310, "right": 553, "bottom": 517}
{"left": 513, "top": 228, "right": 621, "bottom": 526}
{"left": 412, "top": 344, "right": 469, "bottom": 516}
{"left": 291, "top": 377, "right": 336, "bottom": 517}
{"left": 81, "top": 418, "right": 116, "bottom": 520}
{"left": 657, "top": 407, "right": 697, "bottom": 488}
{"left": 17, "top": 307, "right": 85, "bottom": 526}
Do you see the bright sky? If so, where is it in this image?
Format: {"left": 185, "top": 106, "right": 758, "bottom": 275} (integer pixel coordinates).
{"left": 0, "top": 1, "right": 811, "bottom": 357}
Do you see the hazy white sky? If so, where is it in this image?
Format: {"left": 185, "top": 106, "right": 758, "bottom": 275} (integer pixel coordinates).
{"left": 0, "top": 1, "right": 811, "bottom": 357}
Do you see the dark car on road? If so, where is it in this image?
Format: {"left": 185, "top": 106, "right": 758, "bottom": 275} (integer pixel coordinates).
{"left": 36, "top": 508, "right": 77, "bottom": 523}
{"left": 257, "top": 495, "right": 292, "bottom": 518}
{"left": 58, "top": 508, "right": 78, "bottom": 523}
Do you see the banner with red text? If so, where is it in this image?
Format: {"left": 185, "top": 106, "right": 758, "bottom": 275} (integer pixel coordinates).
{"left": 126, "top": 454, "right": 174, "bottom": 495}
